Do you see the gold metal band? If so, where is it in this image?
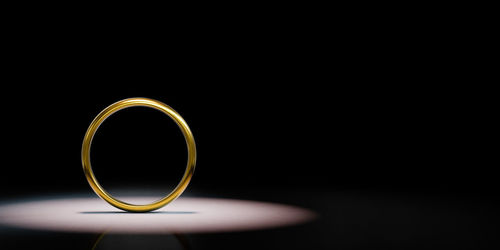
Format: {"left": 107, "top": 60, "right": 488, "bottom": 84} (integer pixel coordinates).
{"left": 81, "top": 97, "right": 196, "bottom": 212}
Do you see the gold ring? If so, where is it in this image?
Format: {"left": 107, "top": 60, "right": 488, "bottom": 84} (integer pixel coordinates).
{"left": 81, "top": 97, "right": 196, "bottom": 212}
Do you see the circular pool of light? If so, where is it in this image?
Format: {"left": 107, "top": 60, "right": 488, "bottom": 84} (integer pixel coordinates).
{"left": 0, "top": 195, "right": 316, "bottom": 233}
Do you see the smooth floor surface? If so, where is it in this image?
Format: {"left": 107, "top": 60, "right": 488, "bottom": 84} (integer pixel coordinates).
{"left": 1, "top": 189, "right": 500, "bottom": 249}
{"left": 0, "top": 195, "right": 316, "bottom": 233}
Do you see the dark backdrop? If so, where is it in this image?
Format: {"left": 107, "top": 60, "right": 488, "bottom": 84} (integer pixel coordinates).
{"left": 1, "top": 76, "right": 494, "bottom": 199}
{"left": 1, "top": 17, "right": 495, "bottom": 200}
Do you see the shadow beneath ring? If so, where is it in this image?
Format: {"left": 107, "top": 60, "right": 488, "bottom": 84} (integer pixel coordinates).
{"left": 79, "top": 211, "right": 197, "bottom": 214}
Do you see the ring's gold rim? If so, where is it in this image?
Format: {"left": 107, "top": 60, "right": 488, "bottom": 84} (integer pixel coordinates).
{"left": 81, "top": 97, "right": 196, "bottom": 212}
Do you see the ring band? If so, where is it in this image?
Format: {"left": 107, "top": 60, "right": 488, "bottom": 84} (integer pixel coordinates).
{"left": 81, "top": 97, "right": 196, "bottom": 212}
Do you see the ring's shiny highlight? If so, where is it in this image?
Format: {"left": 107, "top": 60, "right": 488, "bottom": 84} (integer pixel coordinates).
{"left": 81, "top": 98, "right": 196, "bottom": 212}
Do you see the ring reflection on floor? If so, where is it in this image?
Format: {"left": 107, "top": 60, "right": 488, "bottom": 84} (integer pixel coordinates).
{"left": 91, "top": 233, "right": 190, "bottom": 250}
{"left": 0, "top": 195, "right": 316, "bottom": 234}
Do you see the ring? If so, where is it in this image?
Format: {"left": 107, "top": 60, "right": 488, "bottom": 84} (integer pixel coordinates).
{"left": 81, "top": 97, "right": 196, "bottom": 212}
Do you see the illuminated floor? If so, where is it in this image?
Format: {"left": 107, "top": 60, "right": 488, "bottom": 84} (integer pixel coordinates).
{"left": 0, "top": 195, "right": 316, "bottom": 234}
{"left": 2, "top": 190, "right": 500, "bottom": 249}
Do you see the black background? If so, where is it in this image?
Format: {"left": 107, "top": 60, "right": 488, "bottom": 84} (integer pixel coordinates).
{"left": 1, "top": 57, "right": 495, "bottom": 198}
{"left": 1, "top": 8, "right": 498, "bottom": 249}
